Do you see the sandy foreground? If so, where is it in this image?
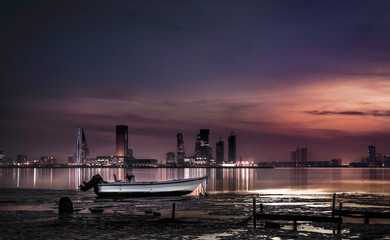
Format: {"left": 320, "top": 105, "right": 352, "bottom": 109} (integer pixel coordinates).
{"left": 1, "top": 189, "right": 390, "bottom": 239}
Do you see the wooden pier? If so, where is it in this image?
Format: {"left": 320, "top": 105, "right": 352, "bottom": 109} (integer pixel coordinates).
{"left": 252, "top": 197, "right": 343, "bottom": 234}
{"left": 331, "top": 193, "right": 390, "bottom": 224}
{"left": 252, "top": 193, "right": 390, "bottom": 234}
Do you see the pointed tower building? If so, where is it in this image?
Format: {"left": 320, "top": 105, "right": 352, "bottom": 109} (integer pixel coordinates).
{"left": 75, "top": 127, "right": 90, "bottom": 164}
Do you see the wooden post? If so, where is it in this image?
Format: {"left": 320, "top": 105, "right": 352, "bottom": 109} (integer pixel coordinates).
{"left": 253, "top": 197, "right": 256, "bottom": 228}
{"left": 332, "top": 193, "right": 336, "bottom": 218}
{"left": 172, "top": 203, "right": 176, "bottom": 220}
{"left": 293, "top": 220, "right": 297, "bottom": 230}
{"left": 260, "top": 204, "right": 263, "bottom": 213}
{"left": 364, "top": 212, "right": 369, "bottom": 224}
{"left": 337, "top": 202, "right": 342, "bottom": 234}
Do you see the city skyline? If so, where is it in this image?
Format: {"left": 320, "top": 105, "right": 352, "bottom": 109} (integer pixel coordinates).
{"left": 1, "top": 1, "right": 390, "bottom": 163}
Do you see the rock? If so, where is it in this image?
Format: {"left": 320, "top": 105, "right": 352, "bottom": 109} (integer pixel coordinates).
{"left": 58, "top": 197, "right": 73, "bottom": 214}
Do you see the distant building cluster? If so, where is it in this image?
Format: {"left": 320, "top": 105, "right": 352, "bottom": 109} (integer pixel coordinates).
{"left": 2, "top": 128, "right": 390, "bottom": 168}
{"left": 166, "top": 129, "right": 238, "bottom": 167}
{"left": 291, "top": 147, "right": 307, "bottom": 167}
{"left": 69, "top": 125, "right": 157, "bottom": 167}
{"left": 349, "top": 145, "right": 390, "bottom": 167}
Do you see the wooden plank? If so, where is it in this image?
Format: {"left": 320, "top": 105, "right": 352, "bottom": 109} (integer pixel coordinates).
{"left": 333, "top": 210, "right": 390, "bottom": 219}
{"left": 254, "top": 213, "right": 342, "bottom": 223}
{"left": 331, "top": 193, "right": 336, "bottom": 218}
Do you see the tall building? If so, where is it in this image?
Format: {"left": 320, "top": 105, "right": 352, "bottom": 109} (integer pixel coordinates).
{"left": 75, "top": 127, "right": 89, "bottom": 164}
{"left": 291, "top": 147, "right": 307, "bottom": 167}
{"left": 194, "top": 129, "right": 212, "bottom": 164}
{"left": 194, "top": 134, "right": 201, "bottom": 154}
{"left": 68, "top": 155, "right": 74, "bottom": 164}
{"left": 176, "top": 133, "right": 186, "bottom": 165}
{"left": 116, "top": 125, "right": 128, "bottom": 157}
{"left": 200, "top": 129, "right": 209, "bottom": 146}
{"left": 0, "top": 151, "right": 5, "bottom": 163}
{"left": 368, "top": 145, "right": 377, "bottom": 167}
{"left": 216, "top": 136, "right": 224, "bottom": 165}
{"left": 17, "top": 155, "right": 27, "bottom": 164}
{"left": 166, "top": 152, "right": 176, "bottom": 167}
{"left": 228, "top": 132, "right": 236, "bottom": 163}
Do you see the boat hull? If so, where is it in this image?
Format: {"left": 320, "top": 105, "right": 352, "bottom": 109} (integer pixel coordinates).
{"left": 95, "top": 176, "right": 207, "bottom": 198}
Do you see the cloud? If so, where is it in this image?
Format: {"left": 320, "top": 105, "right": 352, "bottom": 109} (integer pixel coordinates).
{"left": 304, "top": 110, "right": 390, "bottom": 117}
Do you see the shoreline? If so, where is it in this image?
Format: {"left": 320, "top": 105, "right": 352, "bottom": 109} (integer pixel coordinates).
{"left": 1, "top": 165, "right": 385, "bottom": 169}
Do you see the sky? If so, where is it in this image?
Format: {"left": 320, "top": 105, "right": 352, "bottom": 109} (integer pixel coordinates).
{"left": 1, "top": 1, "right": 390, "bottom": 163}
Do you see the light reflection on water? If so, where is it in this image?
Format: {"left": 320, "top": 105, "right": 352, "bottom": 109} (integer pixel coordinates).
{"left": 1, "top": 167, "right": 390, "bottom": 194}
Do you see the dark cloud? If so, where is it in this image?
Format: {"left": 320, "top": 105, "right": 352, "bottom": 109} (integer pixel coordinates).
{"left": 305, "top": 110, "right": 390, "bottom": 117}
{"left": 1, "top": 1, "right": 390, "bottom": 162}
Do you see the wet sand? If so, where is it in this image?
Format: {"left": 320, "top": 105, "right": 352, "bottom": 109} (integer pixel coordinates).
{"left": 1, "top": 189, "right": 390, "bottom": 239}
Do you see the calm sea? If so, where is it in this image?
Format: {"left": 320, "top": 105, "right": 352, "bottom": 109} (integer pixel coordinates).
{"left": 1, "top": 167, "right": 390, "bottom": 194}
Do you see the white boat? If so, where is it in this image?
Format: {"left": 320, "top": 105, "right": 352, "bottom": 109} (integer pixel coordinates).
{"left": 79, "top": 174, "right": 207, "bottom": 197}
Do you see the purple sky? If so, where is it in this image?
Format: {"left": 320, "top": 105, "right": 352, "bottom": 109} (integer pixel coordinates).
{"left": 1, "top": 1, "right": 390, "bottom": 163}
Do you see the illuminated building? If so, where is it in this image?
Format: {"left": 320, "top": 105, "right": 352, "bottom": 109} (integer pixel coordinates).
{"left": 228, "top": 132, "right": 236, "bottom": 163}
{"left": 68, "top": 155, "right": 74, "bottom": 164}
{"left": 166, "top": 152, "right": 176, "bottom": 167}
{"left": 40, "top": 156, "right": 56, "bottom": 164}
{"left": 126, "top": 159, "right": 158, "bottom": 167}
{"left": 116, "top": 125, "right": 128, "bottom": 157}
{"left": 17, "top": 155, "right": 27, "bottom": 164}
{"left": 368, "top": 145, "right": 377, "bottom": 167}
{"left": 216, "top": 137, "right": 224, "bottom": 165}
{"left": 291, "top": 146, "right": 307, "bottom": 167}
{"left": 96, "top": 156, "right": 125, "bottom": 166}
{"left": 176, "top": 133, "right": 186, "bottom": 165}
{"left": 75, "top": 127, "right": 89, "bottom": 164}
{"left": 0, "top": 151, "right": 5, "bottom": 163}
{"left": 194, "top": 129, "right": 212, "bottom": 164}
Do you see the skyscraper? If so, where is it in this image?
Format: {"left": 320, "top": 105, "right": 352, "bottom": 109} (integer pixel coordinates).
{"left": 228, "top": 132, "right": 236, "bottom": 163}
{"left": 176, "top": 133, "right": 186, "bottom": 165}
{"left": 291, "top": 146, "right": 307, "bottom": 167}
{"left": 75, "top": 127, "right": 89, "bottom": 164}
{"left": 116, "top": 125, "right": 128, "bottom": 157}
{"left": 17, "top": 155, "right": 27, "bottom": 164}
{"left": 166, "top": 152, "right": 176, "bottom": 167}
{"left": 216, "top": 136, "right": 224, "bottom": 165}
{"left": 194, "top": 129, "right": 212, "bottom": 164}
{"left": 368, "top": 145, "right": 377, "bottom": 167}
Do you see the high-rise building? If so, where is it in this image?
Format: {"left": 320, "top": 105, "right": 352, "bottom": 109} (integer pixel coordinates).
{"left": 194, "top": 134, "right": 201, "bottom": 154}
{"left": 166, "top": 152, "right": 176, "bottom": 167}
{"left": 17, "top": 155, "right": 27, "bottom": 164}
{"left": 216, "top": 137, "right": 224, "bottom": 165}
{"left": 200, "top": 129, "right": 209, "bottom": 146}
{"left": 176, "top": 133, "right": 186, "bottom": 165}
{"left": 228, "top": 132, "right": 236, "bottom": 163}
{"left": 68, "top": 155, "right": 74, "bottom": 164}
{"left": 116, "top": 125, "right": 128, "bottom": 157}
{"left": 368, "top": 145, "right": 377, "bottom": 167}
{"left": 0, "top": 151, "right": 5, "bottom": 163}
{"left": 194, "top": 129, "right": 212, "bottom": 164}
{"left": 75, "top": 127, "right": 89, "bottom": 164}
{"left": 291, "top": 147, "right": 307, "bottom": 167}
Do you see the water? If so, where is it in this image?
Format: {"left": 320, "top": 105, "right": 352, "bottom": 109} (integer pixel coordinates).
{"left": 1, "top": 167, "right": 390, "bottom": 239}
{"left": 1, "top": 167, "right": 390, "bottom": 194}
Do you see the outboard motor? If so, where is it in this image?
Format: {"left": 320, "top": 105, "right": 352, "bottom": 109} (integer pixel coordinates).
{"left": 79, "top": 174, "right": 104, "bottom": 192}
{"left": 126, "top": 174, "right": 135, "bottom": 183}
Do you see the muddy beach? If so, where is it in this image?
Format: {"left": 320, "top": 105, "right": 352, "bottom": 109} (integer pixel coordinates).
{"left": 1, "top": 188, "right": 390, "bottom": 239}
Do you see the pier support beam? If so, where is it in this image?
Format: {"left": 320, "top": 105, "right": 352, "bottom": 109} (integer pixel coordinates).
{"left": 172, "top": 203, "right": 176, "bottom": 220}
{"left": 337, "top": 202, "right": 342, "bottom": 234}
{"left": 332, "top": 193, "right": 336, "bottom": 218}
{"left": 253, "top": 197, "right": 256, "bottom": 228}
